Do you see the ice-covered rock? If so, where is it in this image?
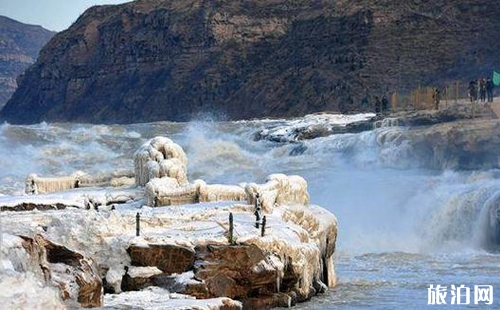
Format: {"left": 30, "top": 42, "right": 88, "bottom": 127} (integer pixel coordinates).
{"left": 134, "top": 137, "right": 188, "bottom": 186}
{"left": 254, "top": 112, "right": 375, "bottom": 143}
{"left": 104, "top": 286, "right": 242, "bottom": 310}
{"left": 1, "top": 233, "right": 103, "bottom": 308}
{"left": 145, "top": 179, "right": 197, "bottom": 207}
{"left": 25, "top": 171, "right": 85, "bottom": 195}
{"left": 25, "top": 170, "right": 135, "bottom": 195}
{"left": 196, "top": 180, "right": 247, "bottom": 203}
{"left": 374, "top": 102, "right": 483, "bottom": 129}
{"left": 245, "top": 174, "right": 309, "bottom": 212}
{"left": 0, "top": 198, "right": 337, "bottom": 308}
{"left": 0, "top": 271, "right": 66, "bottom": 310}
{"left": 376, "top": 119, "right": 500, "bottom": 170}
{"left": 0, "top": 187, "right": 143, "bottom": 211}
{"left": 1, "top": 135, "right": 338, "bottom": 309}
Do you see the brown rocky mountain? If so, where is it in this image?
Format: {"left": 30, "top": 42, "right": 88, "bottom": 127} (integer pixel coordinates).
{"left": 1, "top": 0, "right": 499, "bottom": 124}
{"left": 0, "top": 16, "right": 55, "bottom": 110}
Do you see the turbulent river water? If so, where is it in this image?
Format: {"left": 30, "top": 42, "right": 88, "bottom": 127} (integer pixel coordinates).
{"left": 1, "top": 118, "right": 499, "bottom": 309}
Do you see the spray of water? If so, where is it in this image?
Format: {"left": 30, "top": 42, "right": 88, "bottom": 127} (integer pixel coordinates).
{"left": 1, "top": 120, "right": 500, "bottom": 254}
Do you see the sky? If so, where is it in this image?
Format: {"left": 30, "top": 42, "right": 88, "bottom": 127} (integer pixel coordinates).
{"left": 0, "top": 0, "right": 131, "bottom": 31}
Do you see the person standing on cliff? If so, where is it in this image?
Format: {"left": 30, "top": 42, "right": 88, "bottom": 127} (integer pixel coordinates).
{"left": 381, "top": 95, "right": 389, "bottom": 114}
{"left": 374, "top": 96, "right": 381, "bottom": 115}
{"left": 432, "top": 88, "right": 440, "bottom": 110}
{"left": 486, "top": 77, "right": 494, "bottom": 103}
{"left": 480, "top": 78, "right": 487, "bottom": 102}
{"left": 468, "top": 81, "right": 477, "bottom": 102}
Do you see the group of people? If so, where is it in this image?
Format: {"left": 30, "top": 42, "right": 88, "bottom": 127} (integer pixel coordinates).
{"left": 374, "top": 95, "right": 389, "bottom": 114}
{"left": 468, "top": 77, "right": 495, "bottom": 103}
{"left": 371, "top": 77, "right": 496, "bottom": 115}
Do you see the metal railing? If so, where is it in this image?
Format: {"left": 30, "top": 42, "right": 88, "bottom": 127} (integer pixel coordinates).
{"left": 389, "top": 81, "right": 471, "bottom": 111}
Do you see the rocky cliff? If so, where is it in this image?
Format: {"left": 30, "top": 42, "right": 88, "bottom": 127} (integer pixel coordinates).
{"left": 1, "top": 0, "right": 500, "bottom": 124}
{"left": 0, "top": 16, "right": 55, "bottom": 110}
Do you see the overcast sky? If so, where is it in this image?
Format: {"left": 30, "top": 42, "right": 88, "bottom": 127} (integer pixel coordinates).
{"left": 0, "top": 0, "right": 131, "bottom": 31}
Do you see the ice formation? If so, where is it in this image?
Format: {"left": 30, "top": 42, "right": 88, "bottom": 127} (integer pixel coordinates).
{"left": 255, "top": 112, "right": 375, "bottom": 142}
{"left": 25, "top": 172, "right": 85, "bottom": 195}
{"left": 134, "top": 137, "right": 188, "bottom": 186}
{"left": 26, "top": 170, "right": 135, "bottom": 195}
{"left": 1, "top": 136, "right": 338, "bottom": 309}
{"left": 245, "top": 173, "right": 310, "bottom": 212}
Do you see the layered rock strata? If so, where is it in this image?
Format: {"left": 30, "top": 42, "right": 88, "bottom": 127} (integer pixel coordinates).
{"left": 2, "top": 0, "right": 500, "bottom": 123}
{"left": 0, "top": 16, "right": 55, "bottom": 109}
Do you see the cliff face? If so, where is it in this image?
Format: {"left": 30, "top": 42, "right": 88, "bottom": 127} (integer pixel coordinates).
{"left": 0, "top": 16, "right": 55, "bottom": 110}
{"left": 1, "top": 0, "right": 500, "bottom": 124}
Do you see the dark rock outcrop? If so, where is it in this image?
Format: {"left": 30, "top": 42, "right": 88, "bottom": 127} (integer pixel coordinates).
{"left": 122, "top": 242, "right": 327, "bottom": 308}
{"left": 377, "top": 119, "right": 500, "bottom": 170}
{"left": 0, "top": 16, "right": 55, "bottom": 109}
{"left": 0, "top": 202, "right": 72, "bottom": 212}
{"left": 374, "top": 102, "right": 494, "bottom": 128}
{"left": 127, "top": 243, "right": 196, "bottom": 274}
{"left": 1, "top": 0, "right": 500, "bottom": 124}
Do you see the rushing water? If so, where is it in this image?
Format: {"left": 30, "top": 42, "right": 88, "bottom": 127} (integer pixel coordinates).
{"left": 1, "top": 118, "right": 500, "bottom": 308}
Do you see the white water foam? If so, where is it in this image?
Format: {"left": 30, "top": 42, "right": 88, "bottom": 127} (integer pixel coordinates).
{"left": 1, "top": 118, "right": 500, "bottom": 309}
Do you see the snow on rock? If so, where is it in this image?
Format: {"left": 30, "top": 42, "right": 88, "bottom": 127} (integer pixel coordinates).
{"left": 0, "top": 197, "right": 337, "bottom": 308}
{"left": 196, "top": 180, "right": 247, "bottom": 203}
{"left": 139, "top": 137, "right": 248, "bottom": 207}
{"left": 0, "top": 232, "right": 103, "bottom": 308}
{"left": 25, "top": 170, "right": 134, "bottom": 195}
{"left": 104, "top": 286, "right": 242, "bottom": 310}
{"left": 145, "top": 180, "right": 197, "bottom": 207}
{"left": 0, "top": 271, "right": 66, "bottom": 310}
{"left": 245, "top": 173, "right": 309, "bottom": 212}
{"left": 0, "top": 187, "right": 143, "bottom": 211}
{"left": 255, "top": 112, "right": 375, "bottom": 143}
{"left": 0, "top": 135, "right": 338, "bottom": 309}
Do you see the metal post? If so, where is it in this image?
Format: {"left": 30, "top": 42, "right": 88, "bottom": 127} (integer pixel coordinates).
{"left": 228, "top": 212, "right": 234, "bottom": 245}
{"left": 261, "top": 216, "right": 266, "bottom": 237}
{"left": 255, "top": 210, "right": 261, "bottom": 229}
{"left": 254, "top": 193, "right": 260, "bottom": 210}
{"left": 136, "top": 212, "right": 140, "bottom": 237}
{"left": 254, "top": 193, "right": 261, "bottom": 229}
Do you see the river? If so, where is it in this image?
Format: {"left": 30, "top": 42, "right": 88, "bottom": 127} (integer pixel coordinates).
{"left": 1, "top": 117, "right": 499, "bottom": 308}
